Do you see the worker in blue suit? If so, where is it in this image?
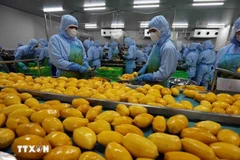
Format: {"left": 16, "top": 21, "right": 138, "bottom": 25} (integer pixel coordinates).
{"left": 179, "top": 43, "right": 199, "bottom": 80}
{"left": 195, "top": 40, "right": 216, "bottom": 88}
{"left": 103, "top": 42, "right": 110, "bottom": 50}
{"left": 215, "top": 17, "right": 240, "bottom": 73}
{"left": 48, "top": 14, "right": 90, "bottom": 78}
{"left": 15, "top": 39, "right": 39, "bottom": 71}
{"left": 135, "top": 15, "right": 178, "bottom": 86}
{"left": 181, "top": 44, "right": 189, "bottom": 61}
{"left": 38, "top": 38, "right": 49, "bottom": 66}
{"left": 87, "top": 40, "right": 101, "bottom": 68}
{"left": 136, "top": 47, "right": 148, "bottom": 65}
{"left": 144, "top": 43, "right": 152, "bottom": 55}
{"left": 95, "top": 41, "right": 103, "bottom": 59}
{"left": 108, "top": 41, "right": 119, "bottom": 60}
{"left": 123, "top": 37, "right": 137, "bottom": 73}
{"left": 14, "top": 42, "right": 23, "bottom": 56}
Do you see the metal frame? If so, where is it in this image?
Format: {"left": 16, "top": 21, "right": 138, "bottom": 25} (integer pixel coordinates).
{"left": 0, "top": 59, "right": 41, "bottom": 76}
{"left": 3, "top": 86, "right": 240, "bottom": 126}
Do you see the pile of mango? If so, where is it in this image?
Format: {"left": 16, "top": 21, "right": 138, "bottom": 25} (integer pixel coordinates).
{"left": 183, "top": 89, "right": 240, "bottom": 115}
{"left": 119, "top": 72, "right": 138, "bottom": 81}
{"left": 0, "top": 88, "right": 240, "bottom": 160}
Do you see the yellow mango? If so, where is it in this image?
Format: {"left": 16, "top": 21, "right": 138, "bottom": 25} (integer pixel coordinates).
{"left": 156, "top": 97, "right": 168, "bottom": 106}
{"left": 183, "top": 90, "right": 198, "bottom": 98}
{"left": 95, "top": 111, "right": 120, "bottom": 123}
{"left": 45, "top": 100, "right": 61, "bottom": 105}
{"left": 115, "top": 124, "right": 144, "bottom": 136}
{"left": 163, "top": 95, "right": 176, "bottom": 104}
{"left": 204, "top": 92, "right": 217, "bottom": 103}
{"left": 0, "top": 128, "right": 15, "bottom": 149}
{"left": 164, "top": 151, "right": 200, "bottom": 160}
{"left": 171, "top": 88, "right": 180, "bottom": 96}
{"left": 167, "top": 114, "right": 188, "bottom": 134}
{"left": 136, "top": 87, "right": 148, "bottom": 94}
{"left": 129, "top": 105, "right": 147, "bottom": 117}
{"left": 0, "top": 113, "right": 6, "bottom": 127}
{"left": 48, "top": 103, "right": 68, "bottom": 111}
{"left": 60, "top": 108, "right": 83, "bottom": 118}
{"left": 43, "top": 145, "right": 80, "bottom": 160}
{"left": 1, "top": 104, "right": 29, "bottom": 116}
{"left": 12, "top": 135, "right": 51, "bottom": 160}
{"left": 233, "top": 94, "right": 240, "bottom": 101}
{"left": 210, "top": 142, "right": 240, "bottom": 160}
{"left": 111, "top": 116, "right": 133, "bottom": 126}
{"left": 123, "top": 133, "right": 159, "bottom": 159}
{"left": 233, "top": 100, "right": 240, "bottom": 107}
{"left": 45, "top": 131, "right": 72, "bottom": 148}
{"left": 181, "top": 127, "right": 217, "bottom": 144}
{"left": 116, "top": 104, "right": 129, "bottom": 116}
{"left": 194, "top": 93, "right": 206, "bottom": 102}
{"left": 133, "top": 113, "right": 154, "bottom": 128}
{"left": 97, "top": 131, "right": 124, "bottom": 146}
{"left": 20, "top": 93, "right": 33, "bottom": 101}
{"left": 194, "top": 105, "right": 211, "bottom": 112}
{"left": 16, "top": 123, "right": 46, "bottom": 137}
{"left": 24, "top": 97, "right": 39, "bottom": 108}
{"left": 136, "top": 159, "right": 154, "bottom": 160}
{"left": 72, "top": 98, "right": 90, "bottom": 108}
{"left": 152, "top": 116, "right": 166, "bottom": 132}
{"left": 217, "top": 129, "right": 240, "bottom": 146}
{"left": 0, "top": 104, "right": 6, "bottom": 112}
{"left": 226, "top": 105, "right": 240, "bottom": 115}
{"left": 8, "top": 108, "right": 35, "bottom": 118}
{"left": 6, "top": 116, "right": 30, "bottom": 131}
{"left": 211, "top": 107, "right": 226, "bottom": 114}
{"left": 3, "top": 94, "right": 21, "bottom": 106}
{"left": 180, "top": 100, "right": 193, "bottom": 110}
{"left": 148, "top": 133, "right": 181, "bottom": 153}
{"left": 42, "top": 117, "right": 64, "bottom": 133}
{"left": 87, "top": 119, "right": 111, "bottom": 134}
{"left": 147, "top": 92, "right": 162, "bottom": 98}
{"left": 161, "top": 88, "right": 172, "bottom": 96}
{"left": 217, "top": 94, "right": 234, "bottom": 105}
{"left": 63, "top": 117, "right": 89, "bottom": 132}
{"left": 86, "top": 105, "right": 102, "bottom": 122}
{"left": 194, "top": 120, "right": 221, "bottom": 135}
{"left": 212, "top": 101, "right": 230, "bottom": 109}
{"left": 30, "top": 109, "right": 60, "bottom": 123}
{"left": 200, "top": 100, "right": 212, "bottom": 109}
{"left": 128, "top": 96, "right": 139, "bottom": 103}
{"left": 79, "top": 151, "right": 106, "bottom": 160}
{"left": 77, "top": 104, "right": 91, "bottom": 116}
{"left": 152, "top": 84, "right": 164, "bottom": 90}
{"left": 143, "top": 84, "right": 151, "bottom": 90}
{"left": 73, "top": 127, "right": 96, "bottom": 150}
{"left": 181, "top": 138, "right": 216, "bottom": 160}
{"left": 105, "top": 142, "right": 133, "bottom": 160}
{"left": 167, "top": 103, "right": 185, "bottom": 109}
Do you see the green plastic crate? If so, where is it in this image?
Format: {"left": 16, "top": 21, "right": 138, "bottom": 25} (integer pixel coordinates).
{"left": 97, "top": 67, "right": 123, "bottom": 80}
{"left": 18, "top": 66, "right": 51, "bottom": 76}
{"left": 171, "top": 70, "right": 188, "bottom": 79}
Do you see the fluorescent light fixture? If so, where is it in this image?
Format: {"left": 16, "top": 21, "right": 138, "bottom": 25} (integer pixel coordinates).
{"left": 172, "top": 23, "right": 189, "bottom": 28}
{"left": 133, "top": 4, "right": 159, "bottom": 8}
{"left": 84, "top": 7, "right": 106, "bottom": 11}
{"left": 192, "top": 2, "right": 224, "bottom": 6}
{"left": 84, "top": 3, "right": 105, "bottom": 7}
{"left": 111, "top": 23, "right": 125, "bottom": 28}
{"left": 85, "top": 26, "right": 97, "bottom": 29}
{"left": 43, "top": 7, "right": 63, "bottom": 12}
{"left": 85, "top": 24, "right": 97, "bottom": 28}
{"left": 193, "top": 0, "right": 224, "bottom": 1}
{"left": 134, "top": 0, "right": 160, "bottom": 4}
{"left": 207, "top": 23, "right": 225, "bottom": 28}
{"left": 140, "top": 21, "right": 150, "bottom": 28}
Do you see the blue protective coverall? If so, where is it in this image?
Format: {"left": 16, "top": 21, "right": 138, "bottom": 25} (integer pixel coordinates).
{"left": 108, "top": 41, "right": 119, "bottom": 60}
{"left": 15, "top": 39, "right": 39, "bottom": 70}
{"left": 195, "top": 40, "right": 216, "bottom": 88}
{"left": 48, "top": 14, "right": 90, "bottom": 78}
{"left": 38, "top": 38, "right": 49, "bottom": 66}
{"left": 136, "top": 47, "right": 148, "bottom": 65}
{"left": 95, "top": 41, "right": 103, "bottom": 60}
{"left": 87, "top": 41, "right": 101, "bottom": 68}
{"left": 136, "top": 15, "right": 178, "bottom": 86}
{"left": 123, "top": 37, "right": 137, "bottom": 74}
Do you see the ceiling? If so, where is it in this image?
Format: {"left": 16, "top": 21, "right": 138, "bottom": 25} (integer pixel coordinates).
{"left": 0, "top": 0, "right": 240, "bottom": 31}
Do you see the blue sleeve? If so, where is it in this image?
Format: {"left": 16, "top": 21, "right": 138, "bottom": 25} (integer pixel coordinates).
{"left": 87, "top": 47, "right": 93, "bottom": 61}
{"left": 152, "top": 47, "right": 177, "bottom": 81}
{"left": 48, "top": 36, "right": 73, "bottom": 70}
{"left": 125, "top": 46, "right": 134, "bottom": 60}
{"left": 38, "top": 48, "right": 47, "bottom": 61}
{"left": 197, "top": 52, "right": 204, "bottom": 64}
{"left": 108, "top": 48, "right": 112, "bottom": 60}
{"left": 15, "top": 48, "right": 24, "bottom": 60}
{"left": 185, "top": 54, "right": 193, "bottom": 66}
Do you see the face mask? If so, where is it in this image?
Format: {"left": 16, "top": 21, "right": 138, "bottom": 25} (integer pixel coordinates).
{"left": 67, "top": 28, "right": 77, "bottom": 38}
{"left": 33, "top": 47, "right": 38, "bottom": 51}
{"left": 236, "top": 34, "right": 240, "bottom": 42}
{"left": 150, "top": 31, "right": 161, "bottom": 42}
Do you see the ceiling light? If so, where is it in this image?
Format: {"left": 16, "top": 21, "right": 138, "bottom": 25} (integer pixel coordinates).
{"left": 111, "top": 23, "right": 125, "bottom": 28}
{"left": 43, "top": 7, "right": 63, "bottom": 12}
{"left": 85, "top": 24, "right": 97, "bottom": 28}
{"left": 172, "top": 23, "right": 189, "bottom": 28}
{"left": 140, "top": 21, "right": 150, "bottom": 28}
{"left": 84, "top": 7, "right": 106, "bottom": 11}
{"left": 192, "top": 2, "right": 224, "bottom": 6}
{"left": 84, "top": 3, "right": 105, "bottom": 7}
{"left": 207, "top": 23, "right": 225, "bottom": 28}
{"left": 133, "top": 4, "right": 159, "bottom": 8}
{"left": 193, "top": 0, "right": 224, "bottom": 1}
{"left": 85, "top": 26, "right": 98, "bottom": 29}
{"left": 134, "top": 0, "right": 160, "bottom": 4}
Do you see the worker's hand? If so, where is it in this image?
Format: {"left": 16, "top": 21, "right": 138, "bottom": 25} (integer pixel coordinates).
{"left": 134, "top": 73, "right": 153, "bottom": 82}
{"left": 83, "top": 62, "right": 91, "bottom": 69}
{"left": 79, "top": 66, "right": 89, "bottom": 73}
{"left": 22, "top": 66, "right": 28, "bottom": 71}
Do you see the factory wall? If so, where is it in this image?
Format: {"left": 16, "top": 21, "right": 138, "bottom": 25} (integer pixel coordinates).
{"left": 0, "top": 5, "right": 60, "bottom": 50}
